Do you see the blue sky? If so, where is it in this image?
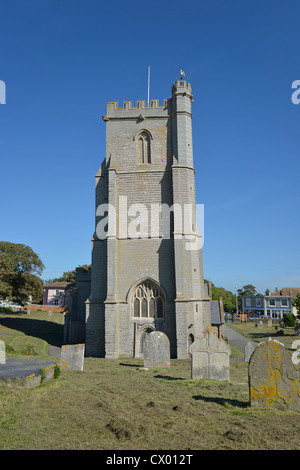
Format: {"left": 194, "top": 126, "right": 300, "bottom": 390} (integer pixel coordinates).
{"left": 0, "top": 0, "right": 299, "bottom": 295}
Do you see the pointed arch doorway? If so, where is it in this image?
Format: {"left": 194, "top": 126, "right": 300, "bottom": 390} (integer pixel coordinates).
{"left": 135, "top": 325, "right": 155, "bottom": 359}
{"left": 130, "top": 279, "right": 165, "bottom": 358}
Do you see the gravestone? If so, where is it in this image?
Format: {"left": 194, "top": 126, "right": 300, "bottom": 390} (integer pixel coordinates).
{"left": 267, "top": 319, "right": 272, "bottom": 327}
{"left": 60, "top": 343, "right": 85, "bottom": 371}
{"left": 244, "top": 341, "right": 255, "bottom": 362}
{"left": 0, "top": 340, "right": 5, "bottom": 364}
{"left": 190, "top": 326, "right": 231, "bottom": 381}
{"left": 248, "top": 338, "right": 300, "bottom": 411}
{"left": 143, "top": 331, "right": 170, "bottom": 368}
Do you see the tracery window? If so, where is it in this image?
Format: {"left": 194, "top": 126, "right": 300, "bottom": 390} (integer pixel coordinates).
{"left": 137, "top": 131, "right": 151, "bottom": 164}
{"left": 132, "top": 281, "right": 164, "bottom": 318}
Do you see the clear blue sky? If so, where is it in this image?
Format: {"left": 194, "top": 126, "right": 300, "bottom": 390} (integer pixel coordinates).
{"left": 0, "top": 0, "right": 299, "bottom": 295}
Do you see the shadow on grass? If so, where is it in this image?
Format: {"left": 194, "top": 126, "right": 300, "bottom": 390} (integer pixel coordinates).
{"left": 154, "top": 375, "right": 185, "bottom": 381}
{"left": 119, "top": 363, "right": 143, "bottom": 367}
{"left": 0, "top": 317, "right": 64, "bottom": 347}
{"left": 245, "top": 331, "right": 295, "bottom": 341}
{"left": 193, "top": 394, "right": 249, "bottom": 408}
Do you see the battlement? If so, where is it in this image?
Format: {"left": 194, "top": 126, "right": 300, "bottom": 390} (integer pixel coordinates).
{"left": 107, "top": 98, "right": 168, "bottom": 111}
{"left": 102, "top": 80, "right": 192, "bottom": 121}
{"left": 103, "top": 97, "right": 171, "bottom": 121}
{"left": 172, "top": 80, "right": 192, "bottom": 91}
{"left": 171, "top": 80, "right": 193, "bottom": 100}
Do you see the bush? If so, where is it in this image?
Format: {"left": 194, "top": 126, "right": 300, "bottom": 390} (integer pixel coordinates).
{"left": 53, "top": 364, "right": 61, "bottom": 379}
{"left": 0, "top": 307, "right": 14, "bottom": 313}
{"left": 282, "top": 312, "right": 296, "bottom": 327}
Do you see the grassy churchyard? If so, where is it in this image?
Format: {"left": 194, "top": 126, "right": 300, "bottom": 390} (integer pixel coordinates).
{"left": 0, "top": 311, "right": 299, "bottom": 450}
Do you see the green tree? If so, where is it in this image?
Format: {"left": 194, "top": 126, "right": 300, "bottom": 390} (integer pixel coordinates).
{"left": 51, "top": 264, "right": 91, "bottom": 285}
{"left": 236, "top": 284, "right": 259, "bottom": 313}
{"left": 211, "top": 284, "right": 236, "bottom": 313}
{"left": 0, "top": 241, "right": 45, "bottom": 305}
{"left": 237, "top": 284, "right": 257, "bottom": 297}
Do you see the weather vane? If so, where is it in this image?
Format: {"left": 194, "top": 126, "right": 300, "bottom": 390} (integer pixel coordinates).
{"left": 180, "top": 69, "right": 185, "bottom": 80}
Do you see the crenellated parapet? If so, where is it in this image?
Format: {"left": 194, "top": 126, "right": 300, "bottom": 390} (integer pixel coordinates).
{"left": 103, "top": 98, "right": 171, "bottom": 121}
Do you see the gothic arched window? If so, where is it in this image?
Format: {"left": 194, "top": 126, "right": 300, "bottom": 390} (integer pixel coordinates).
{"left": 136, "top": 130, "right": 151, "bottom": 164}
{"left": 132, "top": 281, "right": 164, "bottom": 318}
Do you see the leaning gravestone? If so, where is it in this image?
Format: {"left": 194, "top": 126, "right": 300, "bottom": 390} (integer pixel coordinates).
{"left": 0, "top": 340, "right": 5, "bottom": 365}
{"left": 60, "top": 344, "right": 85, "bottom": 371}
{"left": 190, "top": 326, "right": 231, "bottom": 381}
{"left": 143, "top": 331, "right": 170, "bottom": 368}
{"left": 244, "top": 341, "right": 256, "bottom": 362}
{"left": 248, "top": 338, "right": 300, "bottom": 411}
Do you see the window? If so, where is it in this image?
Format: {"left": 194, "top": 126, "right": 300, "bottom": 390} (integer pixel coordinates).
{"left": 269, "top": 299, "right": 275, "bottom": 307}
{"left": 281, "top": 299, "right": 288, "bottom": 307}
{"left": 55, "top": 289, "right": 60, "bottom": 296}
{"left": 132, "top": 281, "right": 164, "bottom": 318}
{"left": 136, "top": 130, "right": 151, "bottom": 164}
{"left": 256, "top": 298, "right": 261, "bottom": 307}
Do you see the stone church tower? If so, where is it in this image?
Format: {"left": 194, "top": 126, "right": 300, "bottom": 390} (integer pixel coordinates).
{"left": 64, "top": 78, "right": 214, "bottom": 359}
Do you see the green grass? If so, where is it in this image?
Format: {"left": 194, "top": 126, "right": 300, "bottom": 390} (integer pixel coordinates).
{"left": 0, "top": 312, "right": 299, "bottom": 450}
{"left": 227, "top": 320, "right": 299, "bottom": 350}
{"left": 0, "top": 310, "right": 64, "bottom": 358}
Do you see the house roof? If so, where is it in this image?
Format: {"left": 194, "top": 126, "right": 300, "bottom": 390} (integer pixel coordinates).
{"left": 270, "top": 287, "right": 300, "bottom": 297}
{"left": 44, "top": 282, "right": 74, "bottom": 289}
{"left": 280, "top": 288, "right": 300, "bottom": 298}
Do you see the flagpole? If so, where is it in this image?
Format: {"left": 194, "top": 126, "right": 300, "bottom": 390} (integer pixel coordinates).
{"left": 147, "top": 66, "right": 150, "bottom": 106}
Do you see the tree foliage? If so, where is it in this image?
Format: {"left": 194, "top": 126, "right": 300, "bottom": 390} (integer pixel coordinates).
{"left": 45, "top": 264, "right": 91, "bottom": 286}
{"left": 282, "top": 312, "right": 296, "bottom": 327}
{"left": 0, "top": 241, "right": 45, "bottom": 305}
{"left": 210, "top": 283, "right": 236, "bottom": 313}
{"left": 236, "top": 284, "right": 260, "bottom": 313}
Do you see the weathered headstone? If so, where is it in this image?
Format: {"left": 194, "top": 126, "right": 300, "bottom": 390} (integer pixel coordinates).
{"left": 244, "top": 341, "right": 255, "bottom": 362}
{"left": 143, "top": 331, "right": 170, "bottom": 368}
{"left": 0, "top": 340, "right": 6, "bottom": 364}
{"left": 60, "top": 343, "right": 85, "bottom": 371}
{"left": 190, "top": 326, "right": 231, "bottom": 381}
{"left": 267, "top": 319, "right": 272, "bottom": 327}
{"left": 248, "top": 338, "right": 300, "bottom": 411}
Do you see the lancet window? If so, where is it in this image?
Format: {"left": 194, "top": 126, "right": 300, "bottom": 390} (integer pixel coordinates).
{"left": 136, "top": 131, "right": 151, "bottom": 164}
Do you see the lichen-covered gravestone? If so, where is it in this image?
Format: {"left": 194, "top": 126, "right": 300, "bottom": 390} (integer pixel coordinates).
{"left": 190, "top": 326, "right": 231, "bottom": 381}
{"left": 60, "top": 343, "right": 85, "bottom": 371}
{"left": 248, "top": 339, "right": 300, "bottom": 411}
{"left": 143, "top": 331, "right": 170, "bottom": 368}
{"left": 0, "top": 340, "right": 5, "bottom": 365}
